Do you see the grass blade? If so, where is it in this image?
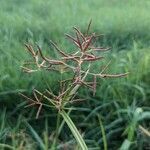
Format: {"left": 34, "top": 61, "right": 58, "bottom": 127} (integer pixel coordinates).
{"left": 98, "top": 115, "right": 107, "bottom": 150}
{"left": 24, "top": 121, "right": 45, "bottom": 150}
{"left": 0, "top": 144, "right": 15, "bottom": 150}
{"left": 60, "top": 110, "right": 88, "bottom": 150}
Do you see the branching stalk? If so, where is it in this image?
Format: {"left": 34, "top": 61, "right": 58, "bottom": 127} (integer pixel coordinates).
{"left": 21, "top": 21, "right": 128, "bottom": 149}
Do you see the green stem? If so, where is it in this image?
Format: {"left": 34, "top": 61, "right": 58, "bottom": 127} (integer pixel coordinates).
{"left": 60, "top": 110, "right": 88, "bottom": 150}
{"left": 51, "top": 113, "right": 61, "bottom": 149}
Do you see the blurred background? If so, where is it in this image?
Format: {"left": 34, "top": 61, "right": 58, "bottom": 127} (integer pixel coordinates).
{"left": 0, "top": 0, "right": 149, "bottom": 149}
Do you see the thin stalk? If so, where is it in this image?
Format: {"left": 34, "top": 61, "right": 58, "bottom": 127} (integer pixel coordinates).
{"left": 51, "top": 113, "right": 61, "bottom": 149}
{"left": 60, "top": 110, "right": 88, "bottom": 150}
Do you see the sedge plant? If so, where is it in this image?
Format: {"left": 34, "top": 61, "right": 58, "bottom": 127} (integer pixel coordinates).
{"left": 20, "top": 21, "right": 128, "bottom": 149}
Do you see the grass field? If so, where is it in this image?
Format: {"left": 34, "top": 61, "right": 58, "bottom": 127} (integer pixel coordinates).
{"left": 0, "top": 0, "right": 150, "bottom": 149}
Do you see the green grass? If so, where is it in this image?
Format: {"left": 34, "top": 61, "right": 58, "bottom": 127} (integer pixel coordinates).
{"left": 0, "top": 0, "right": 150, "bottom": 149}
{"left": 0, "top": 0, "right": 150, "bottom": 98}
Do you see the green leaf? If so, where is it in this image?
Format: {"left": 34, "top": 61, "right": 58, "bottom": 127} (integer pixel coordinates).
{"left": 24, "top": 121, "right": 45, "bottom": 150}
{"left": 60, "top": 110, "right": 88, "bottom": 150}
{"left": 0, "top": 143, "right": 15, "bottom": 150}
{"left": 120, "top": 139, "right": 131, "bottom": 150}
{"left": 98, "top": 115, "right": 107, "bottom": 150}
